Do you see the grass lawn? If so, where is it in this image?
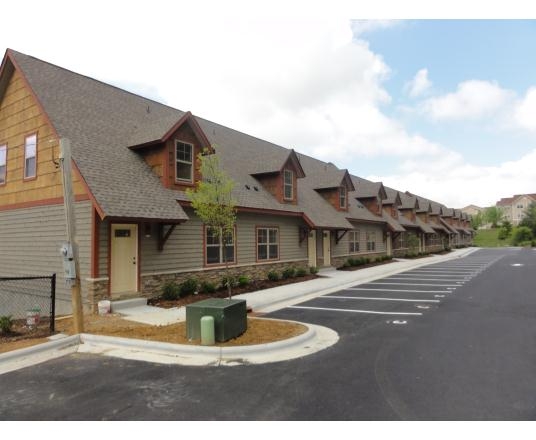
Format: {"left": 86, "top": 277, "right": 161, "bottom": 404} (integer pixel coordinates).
{"left": 474, "top": 228, "right": 511, "bottom": 247}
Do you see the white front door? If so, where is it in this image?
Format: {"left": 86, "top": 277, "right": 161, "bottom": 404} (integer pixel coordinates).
{"left": 322, "top": 230, "right": 331, "bottom": 267}
{"left": 308, "top": 229, "right": 317, "bottom": 267}
{"left": 111, "top": 224, "right": 138, "bottom": 295}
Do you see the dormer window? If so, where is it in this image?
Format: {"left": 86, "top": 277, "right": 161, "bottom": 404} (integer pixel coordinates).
{"left": 175, "top": 140, "right": 193, "bottom": 183}
{"left": 283, "top": 169, "right": 294, "bottom": 200}
{"left": 339, "top": 186, "right": 347, "bottom": 209}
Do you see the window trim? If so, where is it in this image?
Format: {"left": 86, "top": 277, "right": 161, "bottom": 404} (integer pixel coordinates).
{"left": 0, "top": 143, "right": 6, "bottom": 186}
{"left": 203, "top": 225, "right": 237, "bottom": 267}
{"left": 283, "top": 169, "right": 294, "bottom": 201}
{"left": 175, "top": 140, "right": 194, "bottom": 183}
{"left": 366, "top": 230, "right": 376, "bottom": 251}
{"left": 348, "top": 229, "right": 360, "bottom": 254}
{"left": 23, "top": 133, "right": 38, "bottom": 181}
{"left": 256, "top": 226, "right": 280, "bottom": 262}
{"left": 339, "top": 186, "right": 347, "bottom": 209}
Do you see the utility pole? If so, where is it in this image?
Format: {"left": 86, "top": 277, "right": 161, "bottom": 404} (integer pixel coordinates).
{"left": 59, "top": 138, "right": 84, "bottom": 333}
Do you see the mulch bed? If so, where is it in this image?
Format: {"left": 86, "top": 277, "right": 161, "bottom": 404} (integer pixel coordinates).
{"left": 148, "top": 274, "right": 319, "bottom": 309}
{"left": 337, "top": 259, "right": 396, "bottom": 271}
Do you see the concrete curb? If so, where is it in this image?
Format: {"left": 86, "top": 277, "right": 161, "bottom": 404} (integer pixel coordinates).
{"left": 78, "top": 319, "right": 339, "bottom": 366}
{"left": 0, "top": 335, "right": 80, "bottom": 375}
{"left": 0, "top": 319, "right": 339, "bottom": 371}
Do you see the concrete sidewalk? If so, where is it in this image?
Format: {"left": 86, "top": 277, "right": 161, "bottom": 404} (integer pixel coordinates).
{"left": 123, "top": 247, "right": 477, "bottom": 325}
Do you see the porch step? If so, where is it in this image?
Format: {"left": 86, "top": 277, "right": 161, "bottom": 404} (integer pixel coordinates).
{"left": 111, "top": 298, "right": 147, "bottom": 313}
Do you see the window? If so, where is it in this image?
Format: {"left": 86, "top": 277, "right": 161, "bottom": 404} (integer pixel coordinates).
{"left": 175, "top": 141, "right": 193, "bottom": 182}
{"left": 205, "top": 227, "right": 235, "bottom": 265}
{"left": 349, "top": 230, "right": 360, "bottom": 253}
{"left": 0, "top": 145, "right": 6, "bottom": 185}
{"left": 339, "top": 186, "right": 347, "bottom": 209}
{"left": 24, "top": 134, "right": 37, "bottom": 179}
{"left": 257, "top": 227, "right": 279, "bottom": 260}
{"left": 283, "top": 169, "right": 294, "bottom": 200}
{"left": 366, "top": 231, "right": 376, "bottom": 251}
{"left": 517, "top": 204, "right": 524, "bottom": 209}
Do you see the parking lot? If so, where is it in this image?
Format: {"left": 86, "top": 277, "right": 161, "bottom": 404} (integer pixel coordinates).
{"left": 2, "top": 248, "right": 536, "bottom": 420}
{"left": 285, "top": 253, "right": 505, "bottom": 323}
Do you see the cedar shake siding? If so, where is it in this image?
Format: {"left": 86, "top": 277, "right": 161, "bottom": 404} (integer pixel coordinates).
{"left": 0, "top": 69, "right": 87, "bottom": 208}
{"left": 0, "top": 201, "right": 92, "bottom": 314}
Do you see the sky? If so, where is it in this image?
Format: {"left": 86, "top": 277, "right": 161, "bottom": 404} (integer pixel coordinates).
{"left": 2, "top": 1, "right": 536, "bottom": 209}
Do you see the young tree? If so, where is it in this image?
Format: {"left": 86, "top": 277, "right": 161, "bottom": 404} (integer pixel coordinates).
{"left": 471, "top": 212, "right": 483, "bottom": 230}
{"left": 484, "top": 206, "right": 504, "bottom": 228}
{"left": 186, "top": 149, "right": 237, "bottom": 299}
{"left": 520, "top": 202, "right": 536, "bottom": 236}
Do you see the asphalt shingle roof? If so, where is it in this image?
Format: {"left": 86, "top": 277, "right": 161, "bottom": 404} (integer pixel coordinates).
{"left": 9, "top": 50, "right": 189, "bottom": 221}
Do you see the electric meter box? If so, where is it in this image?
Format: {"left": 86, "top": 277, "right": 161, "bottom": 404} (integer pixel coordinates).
{"left": 60, "top": 242, "right": 76, "bottom": 279}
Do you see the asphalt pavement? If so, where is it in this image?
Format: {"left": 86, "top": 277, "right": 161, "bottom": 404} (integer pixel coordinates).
{"left": 1, "top": 247, "right": 535, "bottom": 420}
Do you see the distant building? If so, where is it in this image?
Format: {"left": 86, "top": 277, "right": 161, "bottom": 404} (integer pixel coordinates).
{"left": 496, "top": 194, "right": 536, "bottom": 226}
{"left": 461, "top": 205, "right": 484, "bottom": 216}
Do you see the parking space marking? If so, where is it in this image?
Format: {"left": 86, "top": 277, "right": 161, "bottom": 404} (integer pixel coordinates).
{"left": 383, "top": 277, "right": 467, "bottom": 282}
{"left": 288, "top": 305, "right": 423, "bottom": 316}
{"left": 326, "top": 295, "right": 440, "bottom": 303}
{"left": 347, "top": 288, "right": 450, "bottom": 293}
{"left": 363, "top": 282, "right": 461, "bottom": 287}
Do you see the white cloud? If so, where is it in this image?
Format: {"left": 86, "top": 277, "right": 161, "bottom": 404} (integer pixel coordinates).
{"left": 420, "top": 80, "right": 515, "bottom": 120}
{"left": 369, "top": 148, "right": 536, "bottom": 208}
{"left": 514, "top": 87, "right": 536, "bottom": 131}
{"left": 405, "top": 68, "right": 432, "bottom": 98}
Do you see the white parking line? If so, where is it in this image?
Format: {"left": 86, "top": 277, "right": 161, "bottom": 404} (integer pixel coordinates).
{"left": 347, "top": 288, "right": 450, "bottom": 293}
{"left": 363, "top": 282, "right": 460, "bottom": 287}
{"left": 288, "top": 305, "right": 423, "bottom": 316}
{"left": 384, "top": 277, "right": 468, "bottom": 282}
{"left": 326, "top": 295, "right": 440, "bottom": 303}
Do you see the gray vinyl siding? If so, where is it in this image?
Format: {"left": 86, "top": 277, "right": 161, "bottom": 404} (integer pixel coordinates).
{"left": 140, "top": 209, "right": 307, "bottom": 275}
{"left": 332, "top": 222, "right": 386, "bottom": 257}
{"left": 98, "top": 218, "right": 109, "bottom": 277}
{"left": 0, "top": 201, "right": 92, "bottom": 315}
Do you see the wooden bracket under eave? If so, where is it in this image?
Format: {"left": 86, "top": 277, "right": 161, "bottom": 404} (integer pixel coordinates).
{"left": 335, "top": 230, "right": 347, "bottom": 244}
{"left": 299, "top": 226, "right": 310, "bottom": 244}
{"left": 157, "top": 224, "right": 176, "bottom": 251}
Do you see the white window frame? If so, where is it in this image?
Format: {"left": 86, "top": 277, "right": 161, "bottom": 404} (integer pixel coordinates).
{"left": 175, "top": 140, "right": 194, "bottom": 183}
{"left": 339, "top": 186, "right": 347, "bottom": 209}
{"left": 24, "top": 134, "right": 37, "bottom": 179}
{"left": 349, "top": 230, "right": 360, "bottom": 253}
{"left": 205, "top": 227, "right": 235, "bottom": 265}
{"left": 283, "top": 169, "right": 294, "bottom": 200}
{"left": 257, "top": 227, "right": 279, "bottom": 261}
{"left": 0, "top": 144, "right": 6, "bottom": 185}
{"left": 366, "top": 231, "right": 376, "bottom": 251}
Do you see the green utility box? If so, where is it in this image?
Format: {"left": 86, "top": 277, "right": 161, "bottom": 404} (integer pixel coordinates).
{"left": 186, "top": 298, "right": 247, "bottom": 342}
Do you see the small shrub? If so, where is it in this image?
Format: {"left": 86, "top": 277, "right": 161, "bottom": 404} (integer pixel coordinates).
{"left": 347, "top": 258, "right": 356, "bottom": 266}
{"left": 221, "top": 275, "right": 237, "bottom": 289}
{"left": 0, "top": 315, "right": 13, "bottom": 334}
{"left": 296, "top": 267, "right": 307, "bottom": 277}
{"left": 180, "top": 278, "right": 198, "bottom": 297}
{"left": 238, "top": 275, "right": 250, "bottom": 287}
{"left": 511, "top": 226, "right": 533, "bottom": 246}
{"left": 282, "top": 267, "right": 296, "bottom": 279}
{"left": 162, "top": 281, "right": 180, "bottom": 300}
{"left": 363, "top": 257, "right": 370, "bottom": 264}
{"left": 342, "top": 260, "right": 351, "bottom": 268}
{"left": 200, "top": 281, "right": 216, "bottom": 294}
{"left": 309, "top": 266, "right": 319, "bottom": 275}
{"left": 532, "top": 240, "right": 536, "bottom": 247}
{"left": 267, "top": 270, "right": 280, "bottom": 281}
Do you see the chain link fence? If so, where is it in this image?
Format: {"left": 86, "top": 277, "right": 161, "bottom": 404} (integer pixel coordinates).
{"left": 0, "top": 274, "right": 56, "bottom": 332}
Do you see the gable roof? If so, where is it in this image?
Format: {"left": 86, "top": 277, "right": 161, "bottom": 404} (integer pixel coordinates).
{"left": 6, "top": 49, "right": 189, "bottom": 221}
